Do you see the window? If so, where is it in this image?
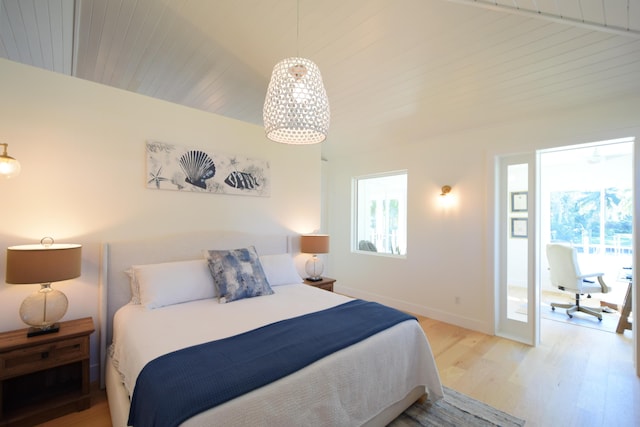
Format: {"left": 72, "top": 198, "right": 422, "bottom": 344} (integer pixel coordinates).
{"left": 543, "top": 139, "right": 634, "bottom": 256}
{"left": 549, "top": 188, "right": 632, "bottom": 254}
{"left": 353, "top": 171, "right": 407, "bottom": 256}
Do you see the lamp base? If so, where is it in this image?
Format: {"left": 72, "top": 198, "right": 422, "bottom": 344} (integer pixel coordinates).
{"left": 20, "top": 283, "right": 68, "bottom": 338}
{"left": 304, "top": 255, "right": 324, "bottom": 282}
{"left": 26, "top": 323, "right": 60, "bottom": 338}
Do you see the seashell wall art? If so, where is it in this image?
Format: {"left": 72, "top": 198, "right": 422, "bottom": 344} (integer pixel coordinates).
{"left": 145, "top": 141, "right": 270, "bottom": 197}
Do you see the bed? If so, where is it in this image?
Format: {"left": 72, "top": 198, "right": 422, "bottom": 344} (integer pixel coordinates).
{"left": 99, "top": 231, "right": 443, "bottom": 426}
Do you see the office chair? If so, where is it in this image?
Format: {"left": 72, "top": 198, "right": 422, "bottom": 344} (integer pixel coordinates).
{"left": 546, "top": 242, "right": 610, "bottom": 321}
{"left": 358, "top": 240, "right": 377, "bottom": 252}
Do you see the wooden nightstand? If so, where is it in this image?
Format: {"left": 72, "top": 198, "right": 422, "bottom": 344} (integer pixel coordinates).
{"left": 304, "top": 277, "right": 336, "bottom": 292}
{"left": 0, "top": 317, "right": 94, "bottom": 427}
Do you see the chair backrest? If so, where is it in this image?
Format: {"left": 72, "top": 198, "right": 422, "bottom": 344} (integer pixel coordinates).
{"left": 358, "top": 240, "right": 377, "bottom": 252}
{"left": 546, "top": 243, "right": 582, "bottom": 292}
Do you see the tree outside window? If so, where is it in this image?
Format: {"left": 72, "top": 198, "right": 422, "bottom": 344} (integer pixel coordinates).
{"left": 550, "top": 188, "right": 632, "bottom": 254}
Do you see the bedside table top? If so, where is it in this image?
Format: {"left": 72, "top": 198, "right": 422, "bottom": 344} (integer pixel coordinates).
{"left": 0, "top": 317, "right": 94, "bottom": 352}
{"left": 303, "top": 277, "right": 336, "bottom": 285}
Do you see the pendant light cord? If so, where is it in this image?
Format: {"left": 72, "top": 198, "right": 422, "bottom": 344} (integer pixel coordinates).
{"left": 296, "top": 0, "right": 300, "bottom": 57}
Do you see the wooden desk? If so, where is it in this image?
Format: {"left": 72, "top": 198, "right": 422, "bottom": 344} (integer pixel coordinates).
{"left": 616, "top": 282, "right": 632, "bottom": 334}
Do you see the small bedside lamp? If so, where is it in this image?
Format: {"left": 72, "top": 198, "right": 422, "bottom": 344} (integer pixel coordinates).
{"left": 6, "top": 238, "right": 82, "bottom": 337}
{"left": 300, "top": 234, "right": 329, "bottom": 282}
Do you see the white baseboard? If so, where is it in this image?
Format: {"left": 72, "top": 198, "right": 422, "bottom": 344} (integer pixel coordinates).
{"left": 336, "top": 285, "right": 492, "bottom": 335}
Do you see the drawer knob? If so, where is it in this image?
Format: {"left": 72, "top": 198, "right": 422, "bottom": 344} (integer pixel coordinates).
{"left": 41, "top": 351, "right": 49, "bottom": 359}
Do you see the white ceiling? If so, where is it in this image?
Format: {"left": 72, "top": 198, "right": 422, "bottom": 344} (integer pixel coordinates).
{"left": 1, "top": 0, "right": 640, "bottom": 159}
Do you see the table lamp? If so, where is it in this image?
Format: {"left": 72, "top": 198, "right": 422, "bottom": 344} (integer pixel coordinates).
{"left": 6, "top": 238, "right": 82, "bottom": 337}
{"left": 300, "top": 234, "right": 329, "bottom": 282}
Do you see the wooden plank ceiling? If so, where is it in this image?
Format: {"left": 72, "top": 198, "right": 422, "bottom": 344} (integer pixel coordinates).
{"left": 1, "top": 0, "right": 639, "bottom": 158}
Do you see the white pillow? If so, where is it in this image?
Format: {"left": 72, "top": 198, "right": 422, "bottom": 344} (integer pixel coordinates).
{"left": 130, "top": 259, "right": 216, "bottom": 309}
{"left": 258, "top": 253, "right": 303, "bottom": 286}
{"left": 124, "top": 268, "right": 142, "bottom": 304}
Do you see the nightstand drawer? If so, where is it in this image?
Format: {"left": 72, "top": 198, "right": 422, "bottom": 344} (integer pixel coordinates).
{"left": 315, "top": 282, "right": 334, "bottom": 292}
{"left": 304, "top": 277, "right": 336, "bottom": 292}
{"left": 0, "top": 336, "right": 88, "bottom": 380}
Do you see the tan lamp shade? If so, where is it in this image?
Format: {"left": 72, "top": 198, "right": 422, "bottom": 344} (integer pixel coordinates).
{"left": 300, "top": 234, "right": 329, "bottom": 254}
{"left": 6, "top": 244, "right": 82, "bottom": 284}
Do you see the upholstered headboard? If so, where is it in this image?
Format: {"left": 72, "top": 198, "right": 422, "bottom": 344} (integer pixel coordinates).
{"left": 98, "top": 231, "right": 291, "bottom": 386}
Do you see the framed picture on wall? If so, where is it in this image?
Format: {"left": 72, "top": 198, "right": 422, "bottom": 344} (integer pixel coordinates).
{"left": 511, "top": 217, "right": 528, "bottom": 238}
{"left": 511, "top": 191, "right": 528, "bottom": 212}
{"left": 145, "top": 140, "right": 271, "bottom": 197}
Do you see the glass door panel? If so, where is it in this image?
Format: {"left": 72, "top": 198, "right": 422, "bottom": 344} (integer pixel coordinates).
{"left": 496, "top": 153, "right": 539, "bottom": 346}
{"left": 507, "top": 164, "right": 528, "bottom": 322}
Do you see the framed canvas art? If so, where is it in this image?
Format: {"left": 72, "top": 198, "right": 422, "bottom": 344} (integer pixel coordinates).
{"left": 145, "top": 141, "right": 270, "bottom": 197}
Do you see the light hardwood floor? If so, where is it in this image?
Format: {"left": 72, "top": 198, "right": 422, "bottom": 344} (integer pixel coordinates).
{"left": 38, "top": 316, "right": 639, "bottom": 427}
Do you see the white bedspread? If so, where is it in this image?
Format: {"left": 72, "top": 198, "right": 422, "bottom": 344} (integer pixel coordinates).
{"left": 110, "top": 284, "right": 443, "bottom": 426}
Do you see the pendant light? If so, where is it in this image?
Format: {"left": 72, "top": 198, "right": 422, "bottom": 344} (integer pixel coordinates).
{"left": 263, "top": 1, "right": 330, "bottom": 144}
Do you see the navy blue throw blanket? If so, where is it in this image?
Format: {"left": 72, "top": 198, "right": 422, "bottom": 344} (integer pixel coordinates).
{"left": 128, "top": 299, "right": 415, "bottom": 427}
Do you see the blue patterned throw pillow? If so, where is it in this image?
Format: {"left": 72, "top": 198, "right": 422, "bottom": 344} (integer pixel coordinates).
{"left": 206, "top": 246, "right": 274, "bottom": 303}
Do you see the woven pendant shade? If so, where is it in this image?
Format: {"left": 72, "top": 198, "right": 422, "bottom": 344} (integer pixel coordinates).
{"left": 263, "top": 57, "right": 330, "bottom": 144}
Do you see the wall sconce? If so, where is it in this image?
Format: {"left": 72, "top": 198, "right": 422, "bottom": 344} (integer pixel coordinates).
{"left": 439, "top": 185, "right": 455, "bottom": 208}
{"left": 5, "top": 237, "right": 82, "bottom": 337}
{"left": 0, "top": 143, "right": 21, "bottom": 178}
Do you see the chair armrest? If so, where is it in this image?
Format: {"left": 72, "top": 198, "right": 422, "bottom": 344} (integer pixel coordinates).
{"left": 579, "top": 273, "right": 610, "bottom": 293}
{"left": 578, "top": 273, "right": 604, "bottom": 279}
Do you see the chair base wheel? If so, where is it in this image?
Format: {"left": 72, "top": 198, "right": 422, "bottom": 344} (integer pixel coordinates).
{"left": 550, "top": 301, "right": 603, "bottom": 321}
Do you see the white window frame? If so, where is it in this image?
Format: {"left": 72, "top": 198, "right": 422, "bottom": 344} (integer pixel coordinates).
{"left": 352, "top": 170, "right": 408, "bottom": 257}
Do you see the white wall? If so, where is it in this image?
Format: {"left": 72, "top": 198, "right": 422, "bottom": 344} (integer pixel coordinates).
{"left": 326, "top": 95, "right": 640, "bottom": 339}
{"left": 0, "top": 59, "right": 322, "bottom": 380}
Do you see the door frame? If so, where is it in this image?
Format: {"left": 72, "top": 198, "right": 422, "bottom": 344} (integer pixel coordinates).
{"left": 491, "top": 137, "right": 638, "bottom": 376}
{"left": 494, "top": 152, "right": 540, "bottom": 346}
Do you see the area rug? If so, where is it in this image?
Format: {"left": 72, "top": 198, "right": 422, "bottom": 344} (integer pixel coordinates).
{"left": 541, "top": 302, "right": 620, "bottom": 333}
{"left": 513, "top": 294, "right": 620, "bottom": 333}
{"left": 389, "top": 386, "right": 525, "bottom": 426}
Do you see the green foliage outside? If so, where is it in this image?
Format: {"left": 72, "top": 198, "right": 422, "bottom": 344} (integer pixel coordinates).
{"left": 550, "top": 188, "right": 632, "bottom": 251}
